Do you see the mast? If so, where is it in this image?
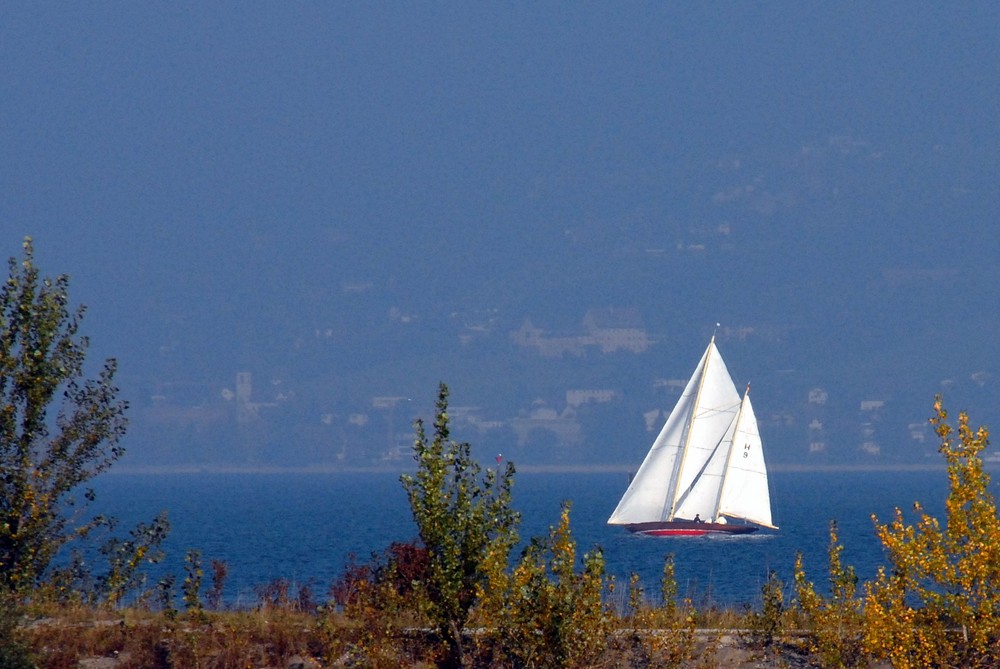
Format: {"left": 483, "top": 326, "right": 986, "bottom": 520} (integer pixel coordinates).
{"left": 712, "top": 383, "right": 749, "bottom": 522}
{"left": 666, "top": 336, "right": 716, "bottom": 520}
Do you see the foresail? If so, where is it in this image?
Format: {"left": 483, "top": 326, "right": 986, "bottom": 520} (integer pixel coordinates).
{"left": 672, "top": 405, "right": 737, "bottom": 521}
{"left": 607, "top": 343, "right": 708, "bottom": 525}
{"left": 717, "top": 393, "right": 775, "bottom": 528}
{"left": 669, "top": 341, "right": 741, "bottom": 520}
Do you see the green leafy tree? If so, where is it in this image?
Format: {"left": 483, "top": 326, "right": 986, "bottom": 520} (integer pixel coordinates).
{"left": 0, "top": 238, "right": 131, "bottom": 593}
{"left": 864, "top": 397, "right": 1000, "bottom": 668}
{"left": 401, "top": 382, "right": 520, "bottom": 669}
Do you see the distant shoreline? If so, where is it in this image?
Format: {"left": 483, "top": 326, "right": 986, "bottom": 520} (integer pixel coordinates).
{"left": 109, "top": 461, "right": 961, "bottom": 476}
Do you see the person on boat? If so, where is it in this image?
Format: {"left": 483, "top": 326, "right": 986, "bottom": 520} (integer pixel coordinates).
{"left": 694, "top": 514, "right": 703, "bottom": 523}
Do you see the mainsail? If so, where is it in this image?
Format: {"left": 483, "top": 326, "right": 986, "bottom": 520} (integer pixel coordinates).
{"left": 607, "top": 337, "right": 776, "bottom": 531}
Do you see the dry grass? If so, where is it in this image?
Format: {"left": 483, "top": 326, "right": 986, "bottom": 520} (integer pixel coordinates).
{"left": 21, "top": 605, "right": 324, "bottom": 669}
{"left": 13, "top": 600, "right": 878, "bottom": 669}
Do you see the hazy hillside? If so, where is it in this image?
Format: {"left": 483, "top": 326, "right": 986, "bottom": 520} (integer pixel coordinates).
{"left": 3, "top": 5, "right": 998, "bottom": 468}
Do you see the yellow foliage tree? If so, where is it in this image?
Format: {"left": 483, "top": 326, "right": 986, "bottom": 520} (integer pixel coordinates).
{"left": 794, "top": 522, "right": 866, "bottom": 668}
{"left": 864, "top": 397, "right": 1000, "bottom": 668}
{"left": 477, "top": 502, "right": 611, "bottom": 669}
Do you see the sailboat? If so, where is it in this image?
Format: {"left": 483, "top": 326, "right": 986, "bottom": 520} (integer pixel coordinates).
{"left": 608, "top": 336, "right": 777, "bottom": 536}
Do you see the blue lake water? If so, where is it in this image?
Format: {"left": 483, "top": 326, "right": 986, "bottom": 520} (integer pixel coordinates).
{"left": 88, "top": 468, "right": 956, "bottom": 608}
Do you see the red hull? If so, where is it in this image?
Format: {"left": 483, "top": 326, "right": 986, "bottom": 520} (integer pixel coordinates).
{"left": 624, "top": 520, "right": 759, "bottom": 536}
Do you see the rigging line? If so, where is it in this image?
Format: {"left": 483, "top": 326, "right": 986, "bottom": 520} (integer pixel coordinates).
{"left": 694, "top": 403, "right": 741, "bottom": 419}
{"left": 672, "top": 432, "right": 729, "bottom": 515}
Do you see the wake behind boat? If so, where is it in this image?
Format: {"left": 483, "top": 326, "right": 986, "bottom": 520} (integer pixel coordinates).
{"left": 608, "top": 336, "right": 777, "bottom": 537}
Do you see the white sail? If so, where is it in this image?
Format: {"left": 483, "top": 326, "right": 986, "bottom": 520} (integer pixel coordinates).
{"left": 669, "top": 344, "right": 741, "bottom": 520}
{"left": 607, "top": 338, "right": 740, "bottom": 525}
{"left": 608, "top": 337, "right": 776, "bottom": 532}
{"left": 672, "top": 403, "right": 738, "bottom": 521}
{"left": 716, "top": 392, "right": 776, "bottom": 528}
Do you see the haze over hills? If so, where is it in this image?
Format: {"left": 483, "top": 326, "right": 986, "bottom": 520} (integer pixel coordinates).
{"left": 120, "top": 132, "right": 1000, "bottom": 469}
{"left": 2, "top": 5, "right": 998, "bottom": 469}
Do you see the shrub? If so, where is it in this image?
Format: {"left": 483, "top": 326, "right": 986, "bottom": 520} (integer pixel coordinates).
{"left": 743, "top": 569, "right": 788, "bottom": 651}
{"left": 478, "top": 502, "right": 612, "bottom": 669}
{"left": 621, "top": 556, "right": 696, "bottom": 669}
{"left": 206, "top": 559, "right": 228, "bottom": 611}
{"left": 321, "top": 540, "right": 434, "bottom": 667}
{"left": 0, "top": 593, "right": 35, "bottom": 669}
{"left": 794, "top": 522, "right": 866, "bottom": 668}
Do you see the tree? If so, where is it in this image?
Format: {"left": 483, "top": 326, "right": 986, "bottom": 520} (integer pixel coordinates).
{"left": 0, "top": 238, "right": 130, "bottom": 593}
{"left": 400, "top": 382, "right": 520, "bottom": 669}
{"left": 864, "top": 397, "right": 1000, "bottom": 668}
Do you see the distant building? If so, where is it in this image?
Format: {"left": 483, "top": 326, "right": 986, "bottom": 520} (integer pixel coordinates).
{"left": 715, "top": 323, "right": 790, "bottom": 344}
{"left": 808, "top": 388, "right": 828, "bottom": 405}
{"left": 510, "top": 319, "right": 586, "bottom": 357}
{"left": 372, "top": 396, "right": 409, "bottom": 410}
{"left": 510, "top": 307, "right": 653, "bottom": 357}
{"left": 808, "top": 418, "right": 826, "bottom": 453}
{"left": 511, "top": 309, "right": 653, "bottom": 357}
{"left": 235, "top": 372, "right": 277, "bottom": 425}
{"left": 908, "top": 422, "right": 928, "bottom": 443}
{"left": 654, "top": 378, "right": 688, "bottom": 394}
{"left": 566, "top": 389, "right": 617, "bottom": 407}
{"left": 716, "top": 325, "right": 757, "bottom": 342}
{"left": 857, "top": 400, "right": 887, "bottom": 457}
{"left": 972, "top": 371, "right": 991, "bottom": 387}
{"left": 644, "top": 409, "right": 663, "bottom": 432}
{"left": 448, "top": 405, "right": 506, "bottom": 434}
{"left": 510, "top": 400, "right": 583, "bottom": 447}
{"left": 582, "top": 307, "right": 651, "bottom": 353}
